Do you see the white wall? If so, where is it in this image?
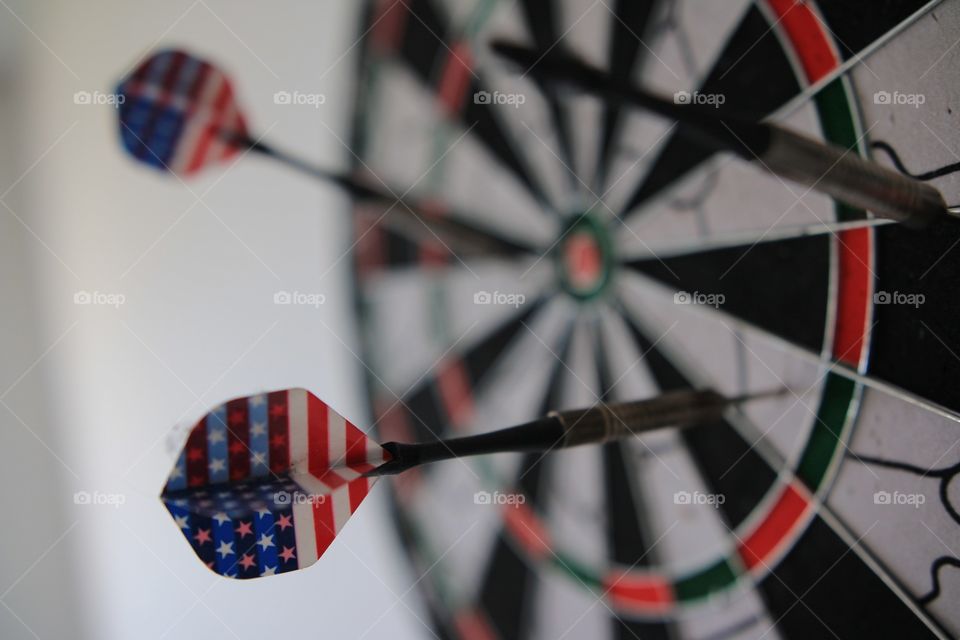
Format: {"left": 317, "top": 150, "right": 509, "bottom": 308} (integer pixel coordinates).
{"left": 0, "top": 1, "right": 427, "bottom": 638}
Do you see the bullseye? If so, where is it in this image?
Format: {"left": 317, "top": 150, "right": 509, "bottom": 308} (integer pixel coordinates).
{"left": 556, "top": 213, "right": 613, "bottom": 300}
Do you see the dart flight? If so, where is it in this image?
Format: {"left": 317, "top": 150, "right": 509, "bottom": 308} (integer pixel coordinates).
{"left": 163, "top": 389, "right": 387, "bottom": 579}
{"left": 116, "top": 49, "right": 249, "bottom": 176}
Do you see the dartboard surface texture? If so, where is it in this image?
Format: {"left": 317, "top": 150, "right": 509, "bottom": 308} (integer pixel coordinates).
{"left": 347, "top": 1, "right": 960, "bottom": 638}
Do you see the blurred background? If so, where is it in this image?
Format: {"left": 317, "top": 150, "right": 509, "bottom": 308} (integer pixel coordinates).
{"left": 0, "top": 1, "right": 426, "bottom": 637}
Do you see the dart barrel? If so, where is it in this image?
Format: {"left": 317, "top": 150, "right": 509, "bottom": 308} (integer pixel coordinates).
{"left": 758, "top": 127, "right": 947, "bottom": 228}
{"left": 549, "top": 389, "right": 729, "bottom": 447}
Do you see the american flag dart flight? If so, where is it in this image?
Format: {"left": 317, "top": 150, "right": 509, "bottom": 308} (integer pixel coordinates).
{"left": 162, "top": 387, "right": 765, "bottom": 578}
{"left": 116, "top": 49, "right": 249, "bottom": 176}
{"left": 162, "top": 389, "right": 387, "bottom": 579}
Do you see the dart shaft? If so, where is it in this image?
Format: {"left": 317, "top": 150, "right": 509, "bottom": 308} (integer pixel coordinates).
{"left": 238, "top": 136, "right": 531, "bottom": 258}
{"left": 373, "top": 389, "right": 746, "bottom": 475}
{"left": 493, "top": 42, "right": 947, "bottom": 227}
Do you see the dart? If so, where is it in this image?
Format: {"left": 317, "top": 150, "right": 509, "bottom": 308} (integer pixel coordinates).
{"left": 162, "top": 386, "right": 778, "bottom": 578}
{"left": 115, "top": 49, "right": 534, "bottom": 258}
{"left": 491, "top": 41, "right": 950, "bottom": 228}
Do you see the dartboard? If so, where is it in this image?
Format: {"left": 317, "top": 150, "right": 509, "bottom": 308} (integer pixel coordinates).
{"left": 348, "top": 1, "right": 960, "bottom": 638}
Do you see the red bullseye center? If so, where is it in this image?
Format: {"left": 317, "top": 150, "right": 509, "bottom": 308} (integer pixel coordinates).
{"left": 557, "top": 215, "right": 612, "bottom": 300}
{"left": 564, "top": 233, "right": 602, "bottom": 289}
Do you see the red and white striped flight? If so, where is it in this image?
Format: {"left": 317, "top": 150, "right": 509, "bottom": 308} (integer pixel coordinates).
{"left": 162, "top": 388, "right": 389, "bottom": 579}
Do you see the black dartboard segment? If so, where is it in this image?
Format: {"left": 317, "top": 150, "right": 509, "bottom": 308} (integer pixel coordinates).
{"left": 518, "top": 0, "right": 576, "bottom": 184}
{"left": 868, "top": 217, "right": 960, "bottom": 414}
{"left": 626, "top": 235, "right": 831, "bottom": 354}
{"left": 594, "top": 0, "right": 658, "bottom": 190}
{"left": 816, "top": 0, "right": 934, "bottom": 59}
